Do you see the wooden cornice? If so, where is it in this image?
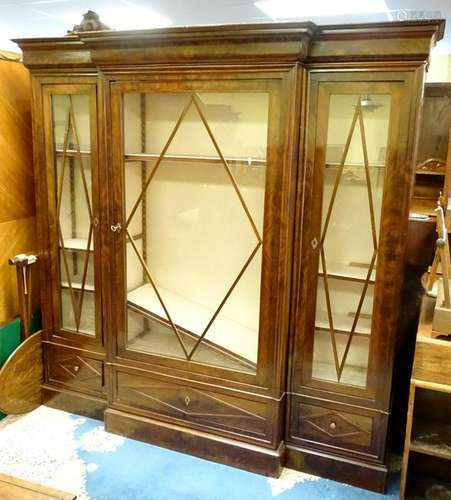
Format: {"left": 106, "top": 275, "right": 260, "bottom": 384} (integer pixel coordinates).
{"left": 309, "top": 19, "right": 445, "bottom": 63}
{"left": 316, "top": 19, "right": 445, "bottom": 40}
{"left": 12, "top": 19, "right": 445, "bottom": 70}
{"left": 12, "top": 36, "right": 91, "bottom": 68}
{"left": 78, "top": 21, "right": 317, "bottom": 44}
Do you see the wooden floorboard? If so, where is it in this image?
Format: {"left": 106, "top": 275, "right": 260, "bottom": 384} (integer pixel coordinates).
{"left": 0, "top": 472, "right": 76, "bottom": 499}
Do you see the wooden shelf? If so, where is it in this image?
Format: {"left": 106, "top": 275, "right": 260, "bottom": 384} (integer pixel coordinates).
{"left": 312, "top": 361, "right": 368, "bottom": 388}
{"left": 416, "top": 170, "right": 446, "bottom": 177}
{"left": 325, "top": 162, "right": 385, "bottom": 169}
{"left": 315, "top": 312, "right": 371, "bottom": 335}
{"left": 60, "top": 238, "right": 93, "bottom": 252}
{"left": 319, "top": 262, "right": 376, "bottom": 284}
{"left": 124, "top": 152, "right": 266, "bottom": 167}
{"left": 127, "top": 283, "right": 258, "bottom": 364}
{"left": 405, "top": 476, "right": 451, "bottom": 500}
{"left": 411, "top": 420, "right": 451, "bottom": 460}
{"left": 409, "top": 212, "right": 433, "bottom": 222}
{"left": 315, "top": 325, "right": 369, "bottom": 338}
{"left": 55, "top": 148, "right": 90, "bottom": 158}
{"left": 61, "top": 281, "right": 94, "bottom": 292}
{"left": 128, "top": 326, "right": 255, "bottom": 373}
{"left": 410, "top": 198, "right": 439, "bottom": 217}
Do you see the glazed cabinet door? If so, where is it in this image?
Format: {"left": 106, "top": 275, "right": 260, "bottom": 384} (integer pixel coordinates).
{"left": 109, "top": 75, "right": 292, "bottom": 390}
{"left": 41, "top": 83, "right": 102, "bottom": 346}
{"left": 294, "top": 74, "right": 413, "bottom": 406}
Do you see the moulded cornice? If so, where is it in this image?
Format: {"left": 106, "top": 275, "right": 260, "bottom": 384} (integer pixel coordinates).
{"left": 12, "top": 19, "right": 445, "bottom": 69}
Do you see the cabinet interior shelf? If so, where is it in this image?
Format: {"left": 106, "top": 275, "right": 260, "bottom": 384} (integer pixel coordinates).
{"left": 318, "top": 262, "right": 376, "bottom": 284}
{"left": 411, "top": 420, "right": 451, "bottom": 460}
{"left": 415, "top": 170, "right": 446, "bottom": 176}
{"left": 124, "top": 152, "right": 267, "bottom": 167}
{"left": 410, "top": 199, "right": 440, "bottom": 217}
{"left": 127, "top": 283, "right": 257, "bottom": 368}
{"left": 325, "top": 162, "right": 385, "bottom": 169}
{"left": 315, "top": 325, "right": 369, "bottom": 338}
{"left": 316, "top": 314, "right": 371, "bottom": 335}
{"left": 55, "top": 149, "right": 91, "bottom": 158}
{"left": 60, "top": 238, "right": 93, "bottom": 252}
{"left": 61, "top": 281, "right": 95, "bottom": 292}
{"left": 312, "top": 361, "right": 368, "bottom": 387}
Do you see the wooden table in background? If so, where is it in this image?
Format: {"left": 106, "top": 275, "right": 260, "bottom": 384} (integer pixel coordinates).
{"left": 0, "top": 472, "right": 75, "bottom": 499}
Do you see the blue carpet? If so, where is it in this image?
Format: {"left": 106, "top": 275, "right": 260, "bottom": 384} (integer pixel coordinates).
{"left": 73, "top": 415, "right": 399, "bottom": 500}
{"left": 0, "top": 407, "right": 399, "bottom": 499}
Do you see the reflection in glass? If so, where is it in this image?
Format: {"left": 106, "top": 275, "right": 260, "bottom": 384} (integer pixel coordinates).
{"left": 123, "top": 92, "right": 269, "bottom": 373}
{"left": 312, "top": 94, "right": 391, "bottom": 387}
{"left": 52, "top": 94, "right": 95, "bottom": 335}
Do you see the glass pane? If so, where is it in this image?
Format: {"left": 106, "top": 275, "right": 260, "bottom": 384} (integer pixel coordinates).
{"left": 312, "top": 93, "right": 391, "bottom": 387}
{"left": 52, "top": 94, "right": 95, "bottom": 336}
{"left": 123, "top": 91, "right": 269, "bottom": 373}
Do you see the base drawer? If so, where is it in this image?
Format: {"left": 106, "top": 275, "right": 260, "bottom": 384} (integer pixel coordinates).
{"left": 112, "top": 366, "right": 273, "bottom": 444}
{"left": 288, "top": 394, "right": 386, "bottom": 461}
{"left": 47, "top": 344, "right": 104, "bottom": 396}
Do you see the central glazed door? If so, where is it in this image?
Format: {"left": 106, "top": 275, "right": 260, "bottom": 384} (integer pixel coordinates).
{"left": 108, "top": 74, "right": 294, "bottom": 391}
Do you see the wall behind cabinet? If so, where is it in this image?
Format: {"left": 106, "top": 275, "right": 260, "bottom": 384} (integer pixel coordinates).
{"left": 0, "top": 51, "right": 37, "bottom": 324}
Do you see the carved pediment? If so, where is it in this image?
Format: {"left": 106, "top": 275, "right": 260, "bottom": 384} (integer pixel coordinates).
{"left": 67, "top": 11, "right": 111, "bottom": 35}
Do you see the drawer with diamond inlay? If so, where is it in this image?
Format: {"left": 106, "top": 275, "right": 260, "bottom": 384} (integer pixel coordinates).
{"left": 290, "top": 395, "right": 386, "bottom": 460}
{"left": 47, "top": 345, "right": 104, "bottom": 396}
{"left": 113, "top": 368, "right": 270, "bottom": 441}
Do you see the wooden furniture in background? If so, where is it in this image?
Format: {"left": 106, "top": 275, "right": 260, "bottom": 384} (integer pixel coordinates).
{"left": 407, "top": 83, "right": 451, "bottom": 266}
{"left": 0, "top": 331, "right": 42, "bottom": 415}
{"left": 15, "top": 17, "right": 444, "bottom": 492}
{"left": 393, "top": 80, "right": 451, "bottom": 468}
{"left": 0, "top": 50, "right": 36, "bottom": 325}
{"left": 400, "top": 294, "right": 451, "bottom": 499}
{"left": 0, "top": 472, "right": 76, "bottom": 500}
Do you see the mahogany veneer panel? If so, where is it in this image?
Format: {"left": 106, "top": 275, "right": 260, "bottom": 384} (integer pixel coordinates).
{"left": 285, "top": 445, "right": 387, "bottom": 493}
{"left": 42, "top": 385, "right": 106, "bottom": 420}
{"left": 105, "top": 408, "right": 283, "bottom": 477}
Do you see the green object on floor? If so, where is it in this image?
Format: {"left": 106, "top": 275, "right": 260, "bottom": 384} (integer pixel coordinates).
{"left": 0, "top": 318, "right": 21, "bottom": 367}
{"left": 0, "top": 319, "right": 21, "bottom": 422}
{"left": 30, "top": 309, "right": 42, "bottom": 335}
{"left": 0, "top": 310, "right": 42, "bottom": 367}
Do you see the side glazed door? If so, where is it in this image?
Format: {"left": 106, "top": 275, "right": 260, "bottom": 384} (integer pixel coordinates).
{"left": 41, "top": 83, "right": 102, "bottom": 347}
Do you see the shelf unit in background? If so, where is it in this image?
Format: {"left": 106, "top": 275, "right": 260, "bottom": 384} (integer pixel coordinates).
{"left": 407, "top": 83, "right": 451, "bottom": 266}
{"left": 400, "top": 294, "right": 451, "bottom": 499}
